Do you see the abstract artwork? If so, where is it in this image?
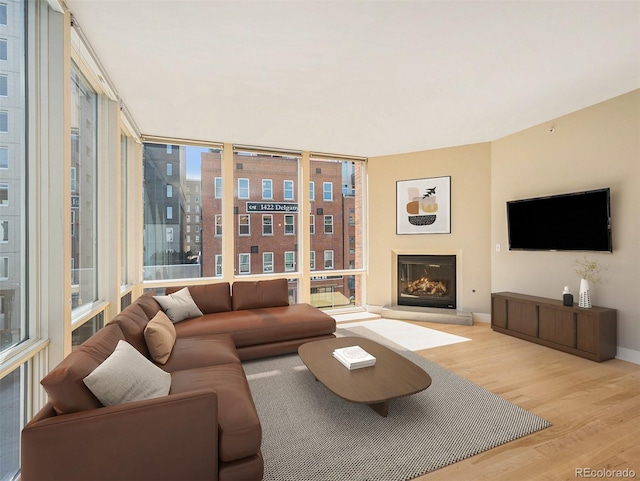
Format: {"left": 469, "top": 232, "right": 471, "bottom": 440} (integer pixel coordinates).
{"left": 396, "top": 176, "right": 451, "bottom": 234}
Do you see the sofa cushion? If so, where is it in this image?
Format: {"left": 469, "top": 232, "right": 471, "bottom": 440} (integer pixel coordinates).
{"left": 155, "top": 287, "right": 204, "bottom": 323}
{"left": 174, "top": 303, "right": 335, "bottom": 344}
{"left": 41, "top": 323, "right": 125, "bottom": 414}
{"left": 232, "top": 278, "right": 289, "bottom": 310}
{"left": 134, "top": 290, "right": 162, "bottom": 319}
{"left": 107, "top": 303, "right": 154, "bottom": 358}
{"left": 170, "top": 363, "right": 261, "bottom": 463}
{"left": 83, "top": 340, "right": 171, "bottom": 407}
{"left": 166, "top": 282, "right": 232, "bottom": 314}
{"left": 160, "top": 334, "right": 240, "bottom": 373}
{"left": 144, "top": 310, "right": 177, "bottom": 364}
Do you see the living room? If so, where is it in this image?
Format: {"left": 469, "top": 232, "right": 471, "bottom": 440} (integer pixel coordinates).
{"left": 1, "top": 1, "right": 639, "bottom": 480}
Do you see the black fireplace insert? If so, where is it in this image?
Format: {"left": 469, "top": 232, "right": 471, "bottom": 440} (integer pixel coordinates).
{"left": 397, "top": 255, "right": 456, "bottom": 309}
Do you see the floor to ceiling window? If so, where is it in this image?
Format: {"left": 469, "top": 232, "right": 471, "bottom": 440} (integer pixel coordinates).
{"left": 232, "top": 149, "right": 300, "bottom": 278}
{"left": 309, "top": 156, "right": 365, "bottom": 308}
{"left": 0, "top": 1, "right": 26, "bottom": 479}
{"left": 70, "top": 63, "right": 98, "bottom": 312}
{"left": 142, "top": 141, "right": 222, "bottom": 281}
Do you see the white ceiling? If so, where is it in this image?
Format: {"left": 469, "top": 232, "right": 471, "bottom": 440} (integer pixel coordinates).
{"left": 65, "top": 0, "right": 640, "bottom": 157}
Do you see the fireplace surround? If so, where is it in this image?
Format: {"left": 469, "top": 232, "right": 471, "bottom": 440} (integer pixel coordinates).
{"left": 397, "top": 255, "right": 457, "bottom": 309}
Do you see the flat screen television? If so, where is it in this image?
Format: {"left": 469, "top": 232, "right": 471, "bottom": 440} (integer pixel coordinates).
{"left": 506, "top": 188, "right": 612, "bottom": 252}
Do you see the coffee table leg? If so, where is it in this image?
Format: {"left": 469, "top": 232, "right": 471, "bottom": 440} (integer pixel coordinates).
{"left": 369, "top": 401, "right": 389, "bottom": 417}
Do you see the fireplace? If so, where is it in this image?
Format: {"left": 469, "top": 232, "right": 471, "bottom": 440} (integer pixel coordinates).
{"left": 397, "top": 255, "right": 456, "bottom": 309}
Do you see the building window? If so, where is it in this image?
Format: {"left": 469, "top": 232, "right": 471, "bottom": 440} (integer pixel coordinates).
{"left": 166, "top": 184, "right": 172, "bottom": 197}
{"left": 262, "top": 214, "right": 273, "bottom": 235}
{"left": 239, "top": 253, "right": 250, "bottom": 274}
{"left": 324, "top": 215, "right": 333, "bottom": 234}
{"left": 310, "top": 214, "right": 315, "bottom": 235}
{"left": 0, "top": 39, "right": 7, "bottom": 61}
{"left": 0, "top": 74, "right": 7, "bottom": 96}
{"left": 0, "top": 111, "right": 7, "bottom": 132}
{"left": 324, "top": 250, "right": 334, "bottom": 269}
{"left": 239, "top": 214, "right": 250, "bottom": 236}
{"left": 166, "top": 227, "right": 173, "bottom": 242}
{"left": 284, "top": 180, "right": 294, "bottom": 200}
{"left": 70, "top": 166, "right": 77, "bottom": 192}
{"left": 215, "top": 214, "right": 222, "bottom": 236}
{"left": 0, "top": 147, "right": 7, "bottom": 168}
{"left": 215, "top": 255, "right": 222, "bottom": 277}
{"left": 0, "top": 219, "right": 7, "bottom": 241}
{"left": 262, "top": 179, "right": 272, "bottom": 199}
{"left": 166, "top": 206, "right": 173, "bottom": 219}
{"left": 349, "top": 208, "right": 355, "bottom": 226}
{"left": 166, "top": 145, "right": 172, "bottom": 154}
{"left": 310, "top": 251, "right": 315, "bottom": 270}
{"left": 284, "top": 251, "right": 295, "bottom": 272}
{"left": 215, "top": 177, "right": 222, "bottom": 198}
{"left": 284, "top": 214, "right": 294, "bottom": 235}
{"left": 0, "top": 4, "right": 6, "bottom": 25}
{"left": 0, "top": 183, "right": 7, "bottom": 205}
{"left": 166, "top": 162, "right": 172, "bottom": 176}
{"left": 263, "top": 252, "right": 274, "bottom": 273}
{"left": 309, "top": 181, "right": 315, "bottom": 201}
{"left": 0, "top": 256, "right": 8, "bottom": 279}
{"left": 238, "top": 178, "right": 249, "bottom": 199}
{"left": 323, "top": 182, "right": 333, "bottom": 201}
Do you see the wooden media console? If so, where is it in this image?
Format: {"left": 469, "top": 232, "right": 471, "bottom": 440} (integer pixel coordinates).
{"left": 491, "top": 292, "right": 617, "bottom": 362}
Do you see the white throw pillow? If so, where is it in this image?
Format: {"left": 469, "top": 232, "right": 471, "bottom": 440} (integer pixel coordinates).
{"left": 83, "top": 340, "right": 171, "bottom": 407}
{"left": 154, "top": 287, "right": 203, "bottom": 323}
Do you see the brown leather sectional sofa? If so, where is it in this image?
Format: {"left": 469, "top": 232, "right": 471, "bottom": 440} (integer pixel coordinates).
{"left": 21, "top": 278, "right": 336, "bottom": 481}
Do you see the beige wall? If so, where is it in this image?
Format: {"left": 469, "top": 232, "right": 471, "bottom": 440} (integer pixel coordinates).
{"left": 491, "top": 89, "right": 640, "bottom": 361}
{"left": 368, "top": 143, "right": 492, "bottom": 317}
{"left": 367, "top": 89, "right": 639, "bottom": 361}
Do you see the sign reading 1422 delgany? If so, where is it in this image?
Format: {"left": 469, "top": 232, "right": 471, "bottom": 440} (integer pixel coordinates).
{"left": 246, "top": 202, "right": 298, "bottom": 213}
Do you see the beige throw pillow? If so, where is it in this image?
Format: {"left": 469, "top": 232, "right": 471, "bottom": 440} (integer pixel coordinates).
{"left": 83, "top": 340, "right": 171, "bottom": 407}
{"left": 154, "top": 287, "right": 203, "bottom": 323}
{"left": 144, "top": 310, "right": 177, "bottom": 364}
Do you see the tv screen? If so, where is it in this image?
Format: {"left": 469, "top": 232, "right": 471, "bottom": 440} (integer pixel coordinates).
{"left": 507, "top": 188, "right": 612, "bottom": 252}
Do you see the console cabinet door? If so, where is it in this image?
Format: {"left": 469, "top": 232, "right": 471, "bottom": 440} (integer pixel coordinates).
{"left": 492, "top": 296, "right": 507, "bottom": 328}
{"left": 576, "top": 313, "right": 597, "bottom": 354}
{"left": 539, "top": 307, "right": 576, "bottom": 348}
{"left": 507, "top": 300, "right": 537, "bottom": 337}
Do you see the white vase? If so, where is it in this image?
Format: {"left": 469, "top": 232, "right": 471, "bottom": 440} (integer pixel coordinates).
{"left": 578, "top": 278, "right": 592, "bottom": 308}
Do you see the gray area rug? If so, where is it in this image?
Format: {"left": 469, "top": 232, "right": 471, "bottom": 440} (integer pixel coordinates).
{"left": 243, "top": 327, "right": 551, "bottom": 481}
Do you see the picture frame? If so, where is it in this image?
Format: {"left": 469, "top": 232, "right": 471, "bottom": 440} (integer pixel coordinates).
{"left": 396, "top": 176, "right": 451, "bottom": 234}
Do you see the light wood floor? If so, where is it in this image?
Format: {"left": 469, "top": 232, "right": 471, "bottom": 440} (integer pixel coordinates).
{"left": 398, "top": 320, "right": 640, "bottom": 481}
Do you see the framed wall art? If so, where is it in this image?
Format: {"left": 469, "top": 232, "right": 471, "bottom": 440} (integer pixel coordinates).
{"left": 396, "top": 176, "right": 451, "bottom": 234}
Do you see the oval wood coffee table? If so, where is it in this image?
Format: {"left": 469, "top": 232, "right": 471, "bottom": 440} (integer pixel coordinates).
{"left": 298, "top": 337, "right": 432, "bottom": 417}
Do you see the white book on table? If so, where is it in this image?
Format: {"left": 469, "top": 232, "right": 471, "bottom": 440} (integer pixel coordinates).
{"left": 333, "top": 346, "right": 376, "bottom": 369}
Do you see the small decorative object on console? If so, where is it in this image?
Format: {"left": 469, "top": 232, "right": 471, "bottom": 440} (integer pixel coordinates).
{"left": 333, "top": 345, "right": 376, "bottom": 370}
{"left": 562, "top": 286, "right": 574, "bottom": 306}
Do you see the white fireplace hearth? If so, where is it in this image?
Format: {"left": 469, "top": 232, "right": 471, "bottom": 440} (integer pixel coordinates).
{"left": 380, "top": 304, "right": 473, "bottom": 326}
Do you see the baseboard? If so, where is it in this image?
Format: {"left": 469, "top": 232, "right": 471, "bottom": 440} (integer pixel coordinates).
{"left": 616, "top": 347, "right": 640, "bottom": 365}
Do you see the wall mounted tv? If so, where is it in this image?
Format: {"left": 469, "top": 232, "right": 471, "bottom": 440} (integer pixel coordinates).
{"left": 506, "top": 188, "right": 612, "bottom": 252}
